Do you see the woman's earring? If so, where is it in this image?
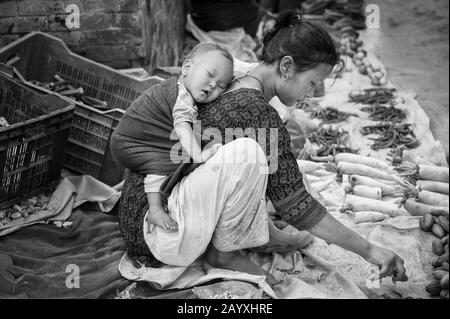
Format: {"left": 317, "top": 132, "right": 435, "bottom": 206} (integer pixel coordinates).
{"left": 283, "top": 74, "right": 288, "bottom": 80}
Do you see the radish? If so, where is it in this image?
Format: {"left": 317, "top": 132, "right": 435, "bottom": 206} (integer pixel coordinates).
{"left": 350, "top": 175, "right": 406, "bottom": 196}
{"left": 403, "top": 199, "right": 449, "bottom": 217}
{"left": 418, "top": 165, "right": 449, "bottom": 183}
{"left": 345, "top": 194, "right": 406, "bottom": 217}
{"left": 416, "top": 180, "right": 449, "bottom": 195}
{"left": 352, "top": 185, "right": 383, "bottom": 200}
{"left": 338, "top": 162, "right": 404, "bottom": 184}
{"left": 397, "top": 162, "right": 449, "bottom": 183}
{"left": 417, "top": 190, "right": 449, "bottom": 208}
{"left": 353, "top": 211, "right": 389, "bottom": 224}
{"left": 335, "top": 153, "right": 390, "bottom": 170}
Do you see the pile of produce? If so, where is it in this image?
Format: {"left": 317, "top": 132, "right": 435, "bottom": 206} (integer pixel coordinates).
{"left": 349, "top": 88, "right": 397, "bottom": 105}
{"left": 419, "top": 213, "right": 449, "bottom": 299}
{"left": 352, "top": 54, "right": 388, "bottom": 86}
{"left": 395, "top": 161, "right": 449, "bottom": 298}
{"left": 30, "top": 74, "right": 109, "bottom": 110}
{"left": 303, "top": 106, "right": 358, "bottom": 124}
{"left": 360, "top": 104, "right": 407, "bottom": 123}
{"left": 302, "top": 0, "right": 366, "bottom": 30}
{"left": 348, "top": 88, "right": 420, "bottom": 151}
{"left": 338, "top": 34, "right": 364, "bottom": 57}
{"left": 397, "top": 163, "right": 449, "bottom": 216}
{"left": 318, "top": 153, "right": 408, "bottom": 221}
{"left": 337, "top": 28, "right": 387, "bottom": 86}
{"left": 0, "top": 194, "right": 50, "bottom": 227}
{"left": 360, "top": 123, "right": 421, "bottom": 151}
{"left": 307, "top": 127, "right": 358, "bottom": 157}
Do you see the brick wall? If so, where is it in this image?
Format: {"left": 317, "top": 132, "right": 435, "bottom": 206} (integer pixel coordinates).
{"left": 0, "top": 0, "right": 185, "bottom": 71}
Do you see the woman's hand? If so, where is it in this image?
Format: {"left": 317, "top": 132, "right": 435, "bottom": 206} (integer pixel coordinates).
{"left": 308, "top": 214, "right": 408, "bottom": 283}
{"left": 365, "top": 245, "right": 408, "bottom": 283}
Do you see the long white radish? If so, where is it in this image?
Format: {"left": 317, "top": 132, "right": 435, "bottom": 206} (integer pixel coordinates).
{"left": 403, "top": 199, "right": 449, "bottom": 217}
{"left": 416, "top": 180, "right": 449, "bottom": 195}
{"left": 350, "top": 175, "right": 405, "bottom": 196}
{"left": 338, "top": 162, "right": 404, "bottom": 184}
{"left": 352, "top": 185, "right": 383, "bottom": 200}
{"left": 335, "top": 153, "right": 390, "bottom": 170}
{"left": 353, "top": 211, "right": 389, "bottom": 224}
{"left": 345, "top": 194, "right": 406, "bottom": 217}
{"left": 297, "top": 160, "right": 325, "bottom": 173}
{"left": 417, "top": 190, "right": 449, "bottom": 207}
{"left": 418, "top": 164, "right": 449, "bottom": 183}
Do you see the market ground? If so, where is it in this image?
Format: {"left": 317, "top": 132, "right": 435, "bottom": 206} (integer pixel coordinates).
{"left": 368, "top": 0, "right": 449, "bottom": 160}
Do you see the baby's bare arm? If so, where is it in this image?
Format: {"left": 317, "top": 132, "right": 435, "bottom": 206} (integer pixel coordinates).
{"left": 175, "top": 122, "right": 203, "bottom": 163}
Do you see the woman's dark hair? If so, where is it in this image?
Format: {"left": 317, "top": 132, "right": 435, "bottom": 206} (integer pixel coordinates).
{"left": 261, "top": 11, "right": 344, "bottom": 76}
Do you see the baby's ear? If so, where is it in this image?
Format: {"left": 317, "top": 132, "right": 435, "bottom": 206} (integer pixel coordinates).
{"left": 181, "top": 59, "right": 192, "bottom": 76}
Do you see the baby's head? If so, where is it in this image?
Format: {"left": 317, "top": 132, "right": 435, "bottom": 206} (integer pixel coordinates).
{"left": 181, "top": 43, "right": 234, "bottom": 104}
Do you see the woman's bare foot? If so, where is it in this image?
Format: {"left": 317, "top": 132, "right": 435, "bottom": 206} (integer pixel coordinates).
{"left": 205, "top": 246, "right": 281, "bottom": 286}
{"left": 147, "top": 207, "right": 178, "bottom": 232}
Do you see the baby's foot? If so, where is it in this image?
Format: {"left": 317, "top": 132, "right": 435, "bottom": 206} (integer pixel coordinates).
{"left": 147, "top": 208, "right": 178, "bottom": 232}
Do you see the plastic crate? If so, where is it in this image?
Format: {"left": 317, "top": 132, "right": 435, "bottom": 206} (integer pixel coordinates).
{"left": 0, "top": 32, "right": 163, "bottom": 185}
{"left": 0, "top": 73, "right": 75, "bottom": 208}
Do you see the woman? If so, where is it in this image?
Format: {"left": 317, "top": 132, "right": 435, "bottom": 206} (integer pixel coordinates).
{"left": 118, "top": 11, "right": 408, "bottom": 285}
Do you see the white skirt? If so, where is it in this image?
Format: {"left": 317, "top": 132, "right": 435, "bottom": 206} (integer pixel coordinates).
{"left": 144, "top": 138, "right": 270, "bottom": 266}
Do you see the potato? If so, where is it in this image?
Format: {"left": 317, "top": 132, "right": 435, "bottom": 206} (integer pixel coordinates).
{"left": 426, "top": 280, "right": 443, "bottom": 296}
{"left": 420, "top": 214, "right": 435, "bottom": 231}
{"left": 371, "top": 77, "right": 380, "bottom": 86}
{"left": 433, "top": 252, "right": 449, "bottom": 267}
{"left": 443, "top": 262, "right": 449, "bottom": 271}
{"left": 433, "top": 224, "right": 446, "bottom": 238}
{"left": 355, "top": 52, "right": 365, "bottom": 60}
{"left": 433, "top": 270, "right": 448, "bottom": 280}
{"left": 441, "top": 274, "right": 449, "bottom": 289}
{"left": 437, "top": 216, "right": 449, "bottom": 233}
{"left": 373, "top": 71, "right": 384, "bottom": 79}
{"left": 443, "top": 236, "right": 449, "bottom": 245}
{"left": 433, "top": 240, "right": 445, "bottom": 256}
{"left": 379, "top": 77, "right": 388, "bottom": 86}
{"left": 358, "top": 66, "right": 368, "bottom": 75}
{"left": 371, "top": 64, "right": 382, "bottom": 72}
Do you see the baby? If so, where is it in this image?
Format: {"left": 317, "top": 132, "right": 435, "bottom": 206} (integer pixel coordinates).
{"left": 111, "top": 43, "right": 234, "bottom": 231}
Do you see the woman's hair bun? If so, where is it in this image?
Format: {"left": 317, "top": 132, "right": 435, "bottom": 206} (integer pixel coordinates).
{"left": 263, "top": 11, "right": 302, "bottom": 46}
{"left": 261, "top": 9, "right": 342, "bottom": 75}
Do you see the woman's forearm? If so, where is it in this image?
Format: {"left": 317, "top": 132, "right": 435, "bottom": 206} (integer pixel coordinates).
{"left": 308, "top": 213, "right": 373, "bottom": 260}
